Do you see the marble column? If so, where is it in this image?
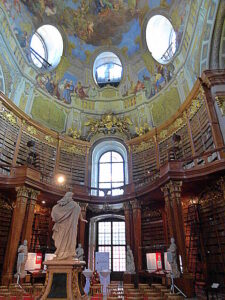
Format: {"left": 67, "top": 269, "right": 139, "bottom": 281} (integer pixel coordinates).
{"left": 79, "top": 203, "right": 88, "bottom": 248}
{"left": 162, "top": 181, "right": 188, "bottom": 274}
{"left": 123, "top": 202, "right": 131, "bottom": 247}
{"left": 161, "top": 185, "right": 176, "bottom": 240}
{"left": 2, "top": 187, "right": 31, "bottom": 284}
{"left": 131, "top": 199, "right": 142, "bottom": 271}
{"left": 22, "top": 189, "right": 40, "bottom": 250}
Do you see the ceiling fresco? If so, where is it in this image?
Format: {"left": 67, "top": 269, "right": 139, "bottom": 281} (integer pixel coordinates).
{"left": 0, "top": 0, "right": 188, "bottom": 110}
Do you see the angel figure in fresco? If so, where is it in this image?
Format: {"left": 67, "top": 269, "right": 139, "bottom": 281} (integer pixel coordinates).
{"left": 87, "top": 21, "right": 94, "bottom": 37}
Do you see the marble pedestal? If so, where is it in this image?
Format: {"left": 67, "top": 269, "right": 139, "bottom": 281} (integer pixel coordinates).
{"left": 41, "top": 260, "right": 87, "bottom": 300}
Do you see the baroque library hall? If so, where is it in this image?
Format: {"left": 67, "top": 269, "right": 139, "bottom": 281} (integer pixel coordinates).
{"left": 0, "top": 0, "right": 225, "bottom": 299}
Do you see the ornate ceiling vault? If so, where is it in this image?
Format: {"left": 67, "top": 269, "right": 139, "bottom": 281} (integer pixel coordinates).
{"left": 0, "top": 0, "right": 222, "bottom": 141}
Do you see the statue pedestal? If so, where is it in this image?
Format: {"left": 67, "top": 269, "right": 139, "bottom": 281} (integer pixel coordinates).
{"left": 123, "top": 272, "right": 136, "bottom": 284}
{"left": 41, "top": 260, "right": 87, "bottom": 300}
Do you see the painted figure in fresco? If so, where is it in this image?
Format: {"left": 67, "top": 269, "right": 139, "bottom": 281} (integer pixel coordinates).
{"left": 13, "top": 0, "right": 21, "bottom": 14}
{"left": 134, "top": 80, "right": 144, "bottom": 95}
{"left": 44, "top": 0, "right": 57, "bottom": 16}
{"left": 45, "top": 76, "right": 54, "bottom": 95}
{"left": 15, "top": 29, "right": 28, "bottom": 48}
{"left": 88, "top": 85, "right": 99, "bottom": 98}
{"left": 75, "top": 82, "right": 89, "bottom": 100}
{"left": 58, "top": 79, "right": 67, "bottom": 100}
{"left": 143, "top": 75, "right": 152, "bottom": 99}
{"left": 63, "top": 80, "right": 74, "bottom": 104}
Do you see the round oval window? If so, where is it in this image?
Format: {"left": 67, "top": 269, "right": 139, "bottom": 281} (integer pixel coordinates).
{"left": 146, "top": 15, "right": 176, "bottom": 64}
{"left": 93, "top": 52, "right": 123, "bottom": 88}
{"left": 30, "top": 25, "right": 63, "bottom": 69}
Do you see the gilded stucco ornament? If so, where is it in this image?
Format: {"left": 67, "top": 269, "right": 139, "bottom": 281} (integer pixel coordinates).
{"left": 215, "top": 95, "right": 225, "bottom": 116}
{"left": 0, "top": 107, "right": 17, "bottom": 125}
{"left": 135, "top": 123, "right": 152, "bottom": 136}
{"left": 188, "top": 98, "right": 202, "bottom": 118}
{"left": 158, "top": 116, "right": 185, "bottom": 142}
{"left": 62, "top": 143, "right": 86, "bottom": 156}
{"left": 67, "top": 127, "right": 81, "bottom": 139}
{"left": 132, "top": 139, "right": 154, "bottom": 153}
{"left": 27, "top": 125, "right": 37, "bottom": 136}
{"left": 44, "top": 135, "right": 55, "bottom": 145}
{"left": 84, "top": 113, "right": 132, "bottom": 139}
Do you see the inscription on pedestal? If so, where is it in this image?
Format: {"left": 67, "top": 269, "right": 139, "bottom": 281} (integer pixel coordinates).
{"left": 47, "top": 273, "right": 67, "bottom": 299}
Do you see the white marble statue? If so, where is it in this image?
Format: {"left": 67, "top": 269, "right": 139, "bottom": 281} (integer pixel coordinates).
{"left": 167, "top": 237, "right": 180, "bottom": 278}
{"left": 126, "top": 245, "right": 135, "bottom": 273}
{"left": 51, "top": 192, "right": 88, "bottom": 260}
{"left": 76, "top": 243, "right": 84, "bottom": 261}
{"left": 15, "top": 240, "right": 28, "bottom": 279}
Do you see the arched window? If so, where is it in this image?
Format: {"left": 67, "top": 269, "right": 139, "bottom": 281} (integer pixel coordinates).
{"left": 91, "top": 140, "right": 128, "bottom": 196}
{"left": 98, "top": 151, "right": 124, "bottom": 196}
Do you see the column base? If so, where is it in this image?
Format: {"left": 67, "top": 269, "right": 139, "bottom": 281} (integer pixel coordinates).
{"left": 123, "top": 272, "right": 136, "bottom": 284}
{"left": 41, "top": 260, "right": 88, "bottom": 300}
{"left": 2, "top": 273, "right": 13, "bottom": 285}
{"left": 175, "top": 274, "right": 195, "bottom": 298}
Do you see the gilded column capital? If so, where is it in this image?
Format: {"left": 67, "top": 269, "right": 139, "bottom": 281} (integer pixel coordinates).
{"left": 29, "top": 189, "right": 40, "bottom": 200}
{"left": 123, "top": 202, "right": 131, "bottom": 211}
{"left": 161, "top": 185, "right": 169, "bottom": 196}
{"left": 130, "top": 199, "right": 141, "bottom": 210}
{"left": 16, "top": 186, "right": 30, "bottom": 198}
{"left": 166, "top": 180, "right": 183, "bottom": 194}
{"left": 79, "top": 203, "right": 88, "bottom": 212}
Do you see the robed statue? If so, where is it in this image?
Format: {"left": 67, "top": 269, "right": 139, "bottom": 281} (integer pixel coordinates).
{"left": 51, "top": 192, "right": 88, "bottom": 260}
{"left": 126, "top": 245, "right": 135, "bottom": 273}
{"left": 15, "top": 240, "right": 28, "bottom": 279}
{"left": 167, "top": 237, "right": 180, "bottom": 278}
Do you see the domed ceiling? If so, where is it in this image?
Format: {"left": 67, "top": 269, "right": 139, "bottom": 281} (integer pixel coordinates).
{"left": 0, "top": 0, "right": 220, "bottom": 140}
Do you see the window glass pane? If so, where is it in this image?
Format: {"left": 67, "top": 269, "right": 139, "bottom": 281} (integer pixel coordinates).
{"left": 99, "top": 163, "right": 111, "bottom": 182}
{"left": 111, "top": 183, "right": 123, "bottom": 196}
{"left": 30, "top": 33, "right": 46, "bottom": 68}
{"left": 100, "top": 152, "right": 111, "bottom": 163}
{"left": 98, "top": 222, "right": 111, "bottom": 233}
{"left": 146, "top": 15, "right": 176, "bottom": 64}
{"left": 112, "top": 163, "right": 124, "bottom": 182}
{"left": 113, "top": 246, "right": 126, "bottom": 271}
{"left": 113, "top": 222, "right": 125, "bottom": 245}
{"left": 112, "top": 152, "right": 123, "bottom": 163}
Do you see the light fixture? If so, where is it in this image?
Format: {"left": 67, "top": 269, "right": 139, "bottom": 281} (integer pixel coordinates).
{"left": 55, "top": 174, "right": 65, "bottom": 185}
{"left": 42, "top": 200, "right": 46, "bottom": 204}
